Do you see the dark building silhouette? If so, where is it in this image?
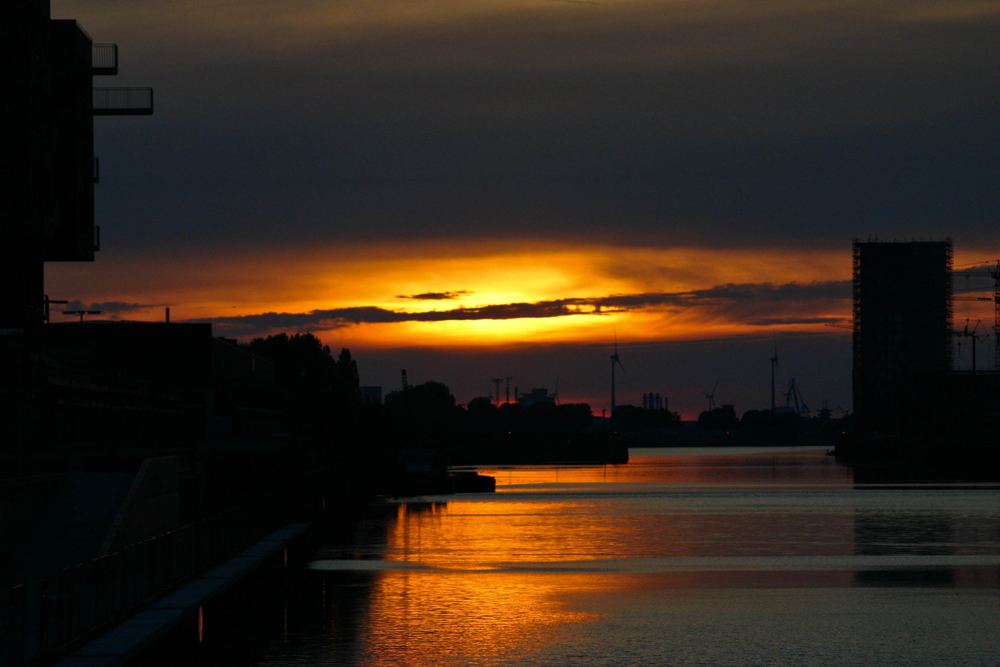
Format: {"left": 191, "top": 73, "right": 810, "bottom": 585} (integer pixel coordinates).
{"left": 0, "top": 323, "right": 285, "bottom": 467}
{"left": 2, "top": 0, "right": 152, "bottom": 329}
{"left": 517, "top": 387, "right": 556, "bottom": 407}
{"left": 852, "top": 239, "right": 953, "bottom": 435}
{"left": 0, "top": 3, "right": 297, "bottom": 470}
{"left": 642, "top": 392, "right": 666, "bottom": 410}
{"left": 361, "top": 386, "right": 383, "bottom": 404}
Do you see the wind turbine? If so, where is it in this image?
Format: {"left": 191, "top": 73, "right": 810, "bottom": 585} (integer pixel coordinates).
{"left": 703, "top": 380, "right": 718, "bottom": 411}
{"left": 610, "top": 335, "right": 624, "bottom": 414}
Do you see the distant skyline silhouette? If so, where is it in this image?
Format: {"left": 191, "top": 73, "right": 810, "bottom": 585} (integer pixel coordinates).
{"left": 44, "top": 0, "right": 1000, "bottom": 416}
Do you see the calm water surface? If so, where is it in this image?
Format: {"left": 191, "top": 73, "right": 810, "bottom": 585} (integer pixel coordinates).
{"left": 251, "top": 447, "right": 1000, "bottom": 666}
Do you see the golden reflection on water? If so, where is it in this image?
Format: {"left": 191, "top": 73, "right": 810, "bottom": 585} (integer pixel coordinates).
{"left": 351, "top": 452, "right": 856, "bottom": 665}
{"left": 381, "top": 451, "right": 855, "bottom": 573}
{"left": 356, "top": 570, "right": 598, "bottom": 667}
{"left": 297, "top": 449, "right": 1000, "bottom": 667}
{"left": 478, "top": 448, "right": 855, "bottom": 489}
{"left": 386, "top": 500, "right": 667, "bottom": 566}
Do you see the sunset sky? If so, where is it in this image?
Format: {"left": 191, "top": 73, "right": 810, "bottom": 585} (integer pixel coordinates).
{"left": 47, "top": 0, "right": 1000, "bottom": 417}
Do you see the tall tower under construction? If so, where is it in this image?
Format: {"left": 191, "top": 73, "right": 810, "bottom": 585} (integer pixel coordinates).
{"left": 852, "top": 239, "right": 953, "bottom": 435}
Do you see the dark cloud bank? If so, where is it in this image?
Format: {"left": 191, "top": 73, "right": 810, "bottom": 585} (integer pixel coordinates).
{"left": 62, "top": 301, "right": 164, "bottom": 318}
{"left": 73, "top": 0, "right": 1000, "bottom": 254}
{"left": 185, "top": 280, "right": 851, "bottom": 337}
{"left": 396, "top": 291, "right": 472, "bottom": 301}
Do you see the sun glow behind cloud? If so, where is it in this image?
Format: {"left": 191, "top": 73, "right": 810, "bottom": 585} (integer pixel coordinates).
{"left": 46, "top": 241, "right": 861, "bottom": 345}
{"left": 47, "top": 241, "right": 998, "bottom": 357}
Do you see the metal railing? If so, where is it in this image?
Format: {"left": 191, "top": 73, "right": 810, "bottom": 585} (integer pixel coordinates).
{"left": 92, "top": 88, "right": 153, "bottom": 116}
{"left": 1, "top": 474, "right": 322, "bottom": 667}
{"left": 91, "top": 44, "right": 118, "bottom": 76}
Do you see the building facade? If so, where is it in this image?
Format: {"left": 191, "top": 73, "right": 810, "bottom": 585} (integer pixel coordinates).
{"left": 2, "top": 0, "right": 151, "bottom": 328}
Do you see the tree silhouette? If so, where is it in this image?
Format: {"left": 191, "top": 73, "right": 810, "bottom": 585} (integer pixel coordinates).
{"left": 697, "top": 405, "right": 739, "bottom": 431}
{"left": 242, "top": 333, "right": 360, "bottom": 449}
{"left": 384, "top": 381, "right": 458, "bottom": 437}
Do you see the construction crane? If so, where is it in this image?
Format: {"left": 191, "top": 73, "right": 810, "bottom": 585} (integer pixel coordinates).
{"left": 953, "top": 260, "right": 1000, "bottom": 371}
{"left": 784, "top": 378, "right": 810, "bottom": 417}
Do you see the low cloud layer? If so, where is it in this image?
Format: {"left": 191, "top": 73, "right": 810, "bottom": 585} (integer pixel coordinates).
{"left": 396, "top": 291, "right": 472, "bottom": 300}
{"left": 62, "top": 301, "right": 164, "bottom": 318}
{"left": 184, "top": 280, "right": 851, "bottom": 338}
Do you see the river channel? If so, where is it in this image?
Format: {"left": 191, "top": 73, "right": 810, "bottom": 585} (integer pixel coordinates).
{"left": 222, "top": 447, "right": 1000, "bottom": 666}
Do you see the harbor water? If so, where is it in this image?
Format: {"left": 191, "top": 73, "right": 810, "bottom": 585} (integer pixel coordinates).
{"left": 232, "top": 447, "right": 1000, "bottom": 666}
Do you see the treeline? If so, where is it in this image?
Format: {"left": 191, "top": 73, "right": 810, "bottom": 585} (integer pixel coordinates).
{"left": 241, "top": 333, "right": 621, "bottom": 464}
{"left": 611, "top": 405, "right": 681, "bottom": 431}
{"left": 697, "top": 405, "right": 843, "bottom": 442}
{"left": 242, "top": 332, "right": 361, "bottom": 448}
{"left": 240, "top": 333, "right": 840, "bottom": 454}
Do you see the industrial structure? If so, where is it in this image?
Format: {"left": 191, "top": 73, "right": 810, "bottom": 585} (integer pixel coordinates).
{"left": 3, "top": 0, "right": 153, "bottom": 329}
{"left": 783, "top": 378, "right": 810, "bottom": 417}
{"left": 642, "top": 392, "right": 667, "bottom": 410}
{"left": 517, "top": 387, "right": 557, "bottom": 407}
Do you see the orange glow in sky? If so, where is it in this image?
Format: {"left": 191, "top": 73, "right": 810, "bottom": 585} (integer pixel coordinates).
{"left": 45, "top": 240, "right": 872, "bottom": 347}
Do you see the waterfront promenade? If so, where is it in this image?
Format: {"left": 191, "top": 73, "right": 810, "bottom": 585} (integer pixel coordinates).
{"left": 54, "top": 523, "right": 307, "bottom": 667}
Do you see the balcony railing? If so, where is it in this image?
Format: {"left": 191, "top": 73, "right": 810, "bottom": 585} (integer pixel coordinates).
{"left": 93, "top": 87, "right": 153, "bottom": 115}
{"left": 91, "top": 44, "right": 118, "bottom": 75}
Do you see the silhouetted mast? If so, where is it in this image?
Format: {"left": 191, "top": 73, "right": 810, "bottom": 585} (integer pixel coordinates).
{"left": 770, "top": 345, "right": 780, "bottom": 411}
{"left": 610, "top": 334, "right": 624, "bottom": 414}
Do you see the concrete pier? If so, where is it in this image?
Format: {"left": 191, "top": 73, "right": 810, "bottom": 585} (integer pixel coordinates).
{"left": 54, "top": 523, "right": 309, "bottom": 667}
